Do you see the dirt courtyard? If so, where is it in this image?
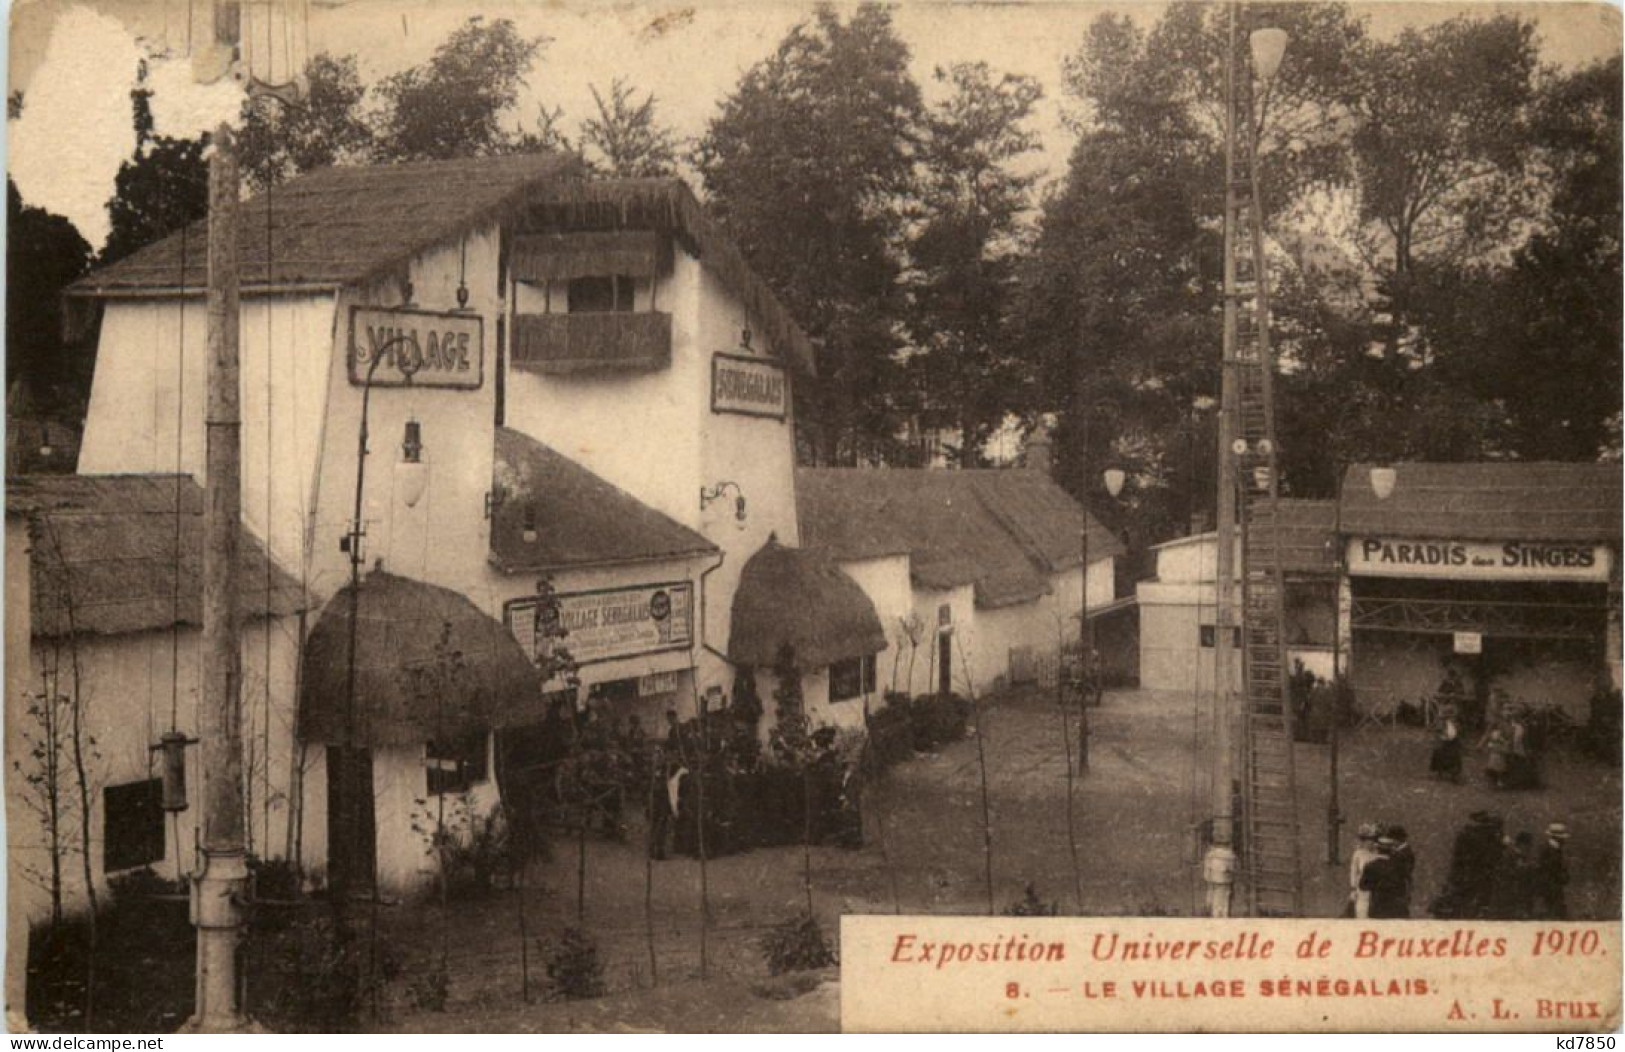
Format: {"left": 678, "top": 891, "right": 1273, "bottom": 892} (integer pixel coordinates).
{"left": 380, "top": 686, "right": 1621, "bottom": 1030}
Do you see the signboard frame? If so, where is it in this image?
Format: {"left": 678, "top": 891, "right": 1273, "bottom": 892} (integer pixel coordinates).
{"left": 1346, "top": 536, "right": 1612, "bottom": 583}
{"left": 711, "top": 352, "right": 788, "bottom": 421}
{"left": 504, "top": 581, "right": 695, "bottom": 668}
{"left": 348, "top": 304, "right": 485, "bottom": 390}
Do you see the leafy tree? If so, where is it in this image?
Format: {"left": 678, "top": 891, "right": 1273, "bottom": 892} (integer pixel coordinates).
{"left": 905, "top": 62, "right": 1042, "bottom": 466}
{"left": 1350, "top": 15, "right": 1540, "bottom": 285}
{"left": 579, "top": 77, "right": 679, "bottom": 178}
{"left": 238, "top": 53, "right": 373, "bottom": 190}
{"left": 1024, "top": 2, "right": 1371, "bottom": 540}
{"left": 1418, "top": 56, "right": 1622, "bottom": 462}
{"left": 7, "top": 181, "right": 94, "bottom": 412}
{"left": 697, "top": 3, "right": 923, "bottom": 464}
{"left": 372, "top": 17, "right": 546, "bottom": 162}
{"left": 102, "top": 79, "right": 208, "bottom": 267}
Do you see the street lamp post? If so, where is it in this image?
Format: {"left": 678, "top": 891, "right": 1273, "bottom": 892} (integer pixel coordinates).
{"left": 1075, "top": 400, "right": 1126, "bottom": 774}
{"left": 1327, "top": 466, "right": 1344, "bottom": 865}
{"left": 1327, "top": 464, "right": 1396, "bottom": 865}
{"left": 333, "top": 336, "right": 421, "bottom": 912}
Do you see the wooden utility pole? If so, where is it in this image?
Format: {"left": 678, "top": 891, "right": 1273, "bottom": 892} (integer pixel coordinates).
{"left": 184, "top": 0, "right": 253, "bottom": 1032}
{"left": 186, "top": 118, "right": 252, "bottom": 1031}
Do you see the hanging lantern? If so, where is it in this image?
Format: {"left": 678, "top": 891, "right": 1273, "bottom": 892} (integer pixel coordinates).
{"left": 1369, "top": 466, "right": 1398, "bottom": 502}
{"left": 1102, "top": 467, "right": 1127, "bottom": 498}
{"left": 154, "top": 731, "right": 196, "bottom": 813}
{"left": 398, "top": 419, "right": 428, "bottom": 509}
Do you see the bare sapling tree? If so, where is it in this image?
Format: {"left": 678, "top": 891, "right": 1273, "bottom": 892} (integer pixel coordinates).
{"left": 32, "top": 516, "right": 102, "bottom": 1025}
{"left": 16, "top": 646, "right": 75, "bottom": 928}
{"left": 954, "top": 635, "right": 995, "bottom": 914}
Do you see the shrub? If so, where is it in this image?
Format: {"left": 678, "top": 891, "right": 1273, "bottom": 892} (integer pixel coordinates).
{"left": 1002, "top": 884, "right": 1059, "bottom": 917}
{"left": 865, "top": 697, "right": 914, "bottom": 771}
{"left": 258, "top": 914, "right": 398, "bottom": 1032}
{"left": 542, "top": 926, "right": 605, "bottom": 1001}
{"left": 405, "top": 957, "right": 450, "bottom": 1012}
{"left": 759, "top": 912, "right": 836, "bottom": 976}
{"left": 909, "top": 693, "right": 971, "bottom": 751}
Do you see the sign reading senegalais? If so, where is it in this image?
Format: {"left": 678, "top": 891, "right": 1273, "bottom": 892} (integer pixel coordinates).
{"left": 349, "top": 306, "right": 484, "bottom": 389}
{"left": 712, "top": 353, "right": 787, "bottom": 419}
{"left": 1347, "top": 537, "right": 1612, "bottom": 583}
{"left": 505, "top": 583, "right": 693, "bottom": 669}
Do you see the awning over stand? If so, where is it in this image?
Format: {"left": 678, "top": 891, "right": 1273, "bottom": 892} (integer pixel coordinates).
{"left": 728, "top": 536, "right": 887, "bottom": 671}
{"left": 300, "top": 570, "right": 543, "bottom": 747}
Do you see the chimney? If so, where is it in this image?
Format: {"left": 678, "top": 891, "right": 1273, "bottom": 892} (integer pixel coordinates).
{"left": 1026, "top": 429, "right": 1054, "bottom": 477}
{"left": 1190, "top": 510, "right": 1209, "bottom": 536}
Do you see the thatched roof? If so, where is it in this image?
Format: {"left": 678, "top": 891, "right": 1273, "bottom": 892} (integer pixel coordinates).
{"left": 298, "top": 570, "right": 543, "bottom": 747}
{"left": 8, "top": 474, "right": 303, "bottom": 637}
{"left": 1340, "top": 462, "right": 1622, "bottom": 544}
{"left": 489, "top": 427, "right": 716, "bottom": 573}
{"left": 1254, "top": 499, "right": 1337, "bottom": 577}
{"left": 728, "top": 537, "right": 886, "bottom": 670}
{"left": 67, "top": 156, "right": 814, "bottom": 372}
{"left": 796, "top": 468, "right": 1124, "bottom": 609}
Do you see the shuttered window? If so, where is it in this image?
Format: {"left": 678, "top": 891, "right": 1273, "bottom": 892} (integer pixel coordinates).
{"left": 103, "top": 779, "right": 165, "bottom": 873}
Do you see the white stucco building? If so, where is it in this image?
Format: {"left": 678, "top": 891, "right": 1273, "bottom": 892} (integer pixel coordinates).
{"left": 795, "top": 454, "right": 1126, "bottom": 710}
{"left": 1135, "top": 500, "right": 1338, "bottom": 695}
{"left": 21, "top": 154, "right": 885, "bottom": 904}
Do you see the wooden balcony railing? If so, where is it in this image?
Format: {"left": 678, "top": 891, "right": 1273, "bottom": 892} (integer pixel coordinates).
{"left": 511, "top": 312, "right": 672, "bottom": 375}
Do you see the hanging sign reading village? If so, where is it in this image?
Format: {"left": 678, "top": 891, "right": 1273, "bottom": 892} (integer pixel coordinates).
{"left": 349, "top": 306, "right": 484, "bottom": 389}
{"left": 505, "top": 583, "right": 694, "bottom": 668}
{"left": 1346, "top": 537, "right": 1612, "bottom": 583}
{"left": 712, "top": 353, "right": 787, "bottom": 419}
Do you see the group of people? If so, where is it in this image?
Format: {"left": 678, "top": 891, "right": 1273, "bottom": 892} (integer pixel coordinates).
{"left": 1430, "top": 811, "right": 1572, "bottom": 920}
{"left": 1427, "top": 674, "right": 1543, "bottom": 790}
{"left": 1346, "top": 813, "right": 1575, "bottom": 920}
{"left": 1345, "top": 822, "right": 1418, "bottom": 919}
{"left": 644, "top": 714, "right": 861, "bottom": 860}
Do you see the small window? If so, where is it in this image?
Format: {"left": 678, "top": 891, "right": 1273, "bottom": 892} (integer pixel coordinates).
{"left": 426, "top": 731, "right": 490, "bottom": 796}
{"left": 567, "top": 275, "right": 634, "bottom": 313}
{"left": 103, "top": 779, "right": 165, "bottom": 873}
{"left": 829, "top": 655, "right": 877, "bottom": 703}
{"left": 1199, "top": 625, "right": 1242, "bottom": 649}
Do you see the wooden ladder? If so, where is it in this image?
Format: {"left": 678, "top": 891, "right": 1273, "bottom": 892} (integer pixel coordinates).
{"left": 1225, "top": 34, "right": 1302, "bottom": 919}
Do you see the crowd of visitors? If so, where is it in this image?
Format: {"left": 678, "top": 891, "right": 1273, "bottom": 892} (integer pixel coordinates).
{"left": 1429, "top": 811, "right": 1572, "bottom": 920}
{"left": 1344, "top": 811, "right": 1575, "bottom": 921}
{"left": 513, "top": 696, "right": 862, "bottom": 862}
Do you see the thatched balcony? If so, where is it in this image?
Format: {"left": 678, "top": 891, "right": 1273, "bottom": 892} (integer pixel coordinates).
{"left": 511, "top": 311, "right": 672, "bottom": 375}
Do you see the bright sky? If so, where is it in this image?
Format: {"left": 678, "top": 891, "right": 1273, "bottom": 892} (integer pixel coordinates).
{"left": 7, "top": 0, "right": 1622, "bottom": 250}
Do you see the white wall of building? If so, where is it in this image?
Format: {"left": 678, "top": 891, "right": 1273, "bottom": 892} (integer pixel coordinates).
{"left": 77, "top": 294, "right": 339, "bottom": 581}
{"left": 6, "top": 618, "right": 301, "bottom": 926}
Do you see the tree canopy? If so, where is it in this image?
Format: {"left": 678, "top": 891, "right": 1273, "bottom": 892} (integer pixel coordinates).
{"left": 697, "top": 3, "right": 923, "bottom": 464}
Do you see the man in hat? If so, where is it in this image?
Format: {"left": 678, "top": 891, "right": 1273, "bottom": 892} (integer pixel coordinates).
{"left": 1391, "top": 825, "right": 1417, "bottom": 914}
{"left": 1361, "top": 832, "right": 1409, "bottom": 919}
{"left": 1433, "top": 812, "right": 1499, "bottom": 918}
{"left": 1534, "top": 822, "right": 1572, "bottom": 919}
{"left": 1488, "top": 831, "right": 1538, "bottom": 920}
{"left": 1348, "top": 822, "right": 1380, "bottom": 918}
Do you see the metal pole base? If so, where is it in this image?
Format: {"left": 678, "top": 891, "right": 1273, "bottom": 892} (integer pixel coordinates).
{"left": 182, "top": 849, "right": 260, "bottom": 1033}
{"left": 1202, "top": 844, "right": 1237, "bottom": 919}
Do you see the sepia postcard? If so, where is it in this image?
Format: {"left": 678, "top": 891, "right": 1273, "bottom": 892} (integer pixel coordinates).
{"left": 4, "top": 0, "right": 1621, "bottom": 1036}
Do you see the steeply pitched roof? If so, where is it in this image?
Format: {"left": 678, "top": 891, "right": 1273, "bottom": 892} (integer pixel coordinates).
{"left": 67, "top": 157, "right": 814, "bottom": 371}
{"left": 1340, "top": 462, "right": 1623, "bottom": 544}
{"left": 299, "top": 570, "right": 544, "bottom": 747}
{"left": 489, "top": 427, "right": 716, "bottom": 574}
{"left": 728, "top": 537, "right": 887, "bottom": 669}
{"left": 71, "top": 153, "right": 576, "bottom": 294}
{"left": 1254, "top": 499, "right": 1337, "bottom": 576}
{"left": 8, "top": 474, "right": 303, "bottom": 637}
{"left": 796, "top": 468, "right": 1124, "bottom": 609}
